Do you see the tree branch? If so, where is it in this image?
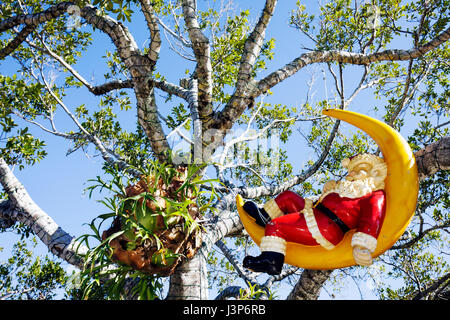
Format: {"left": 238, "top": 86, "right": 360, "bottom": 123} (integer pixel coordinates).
{"left": 253, "top": 26, "right": 450, "bottom": 99}
{"left": 139, "top": 0, "right": 161, "bottom": 66}
{"left": 391, "top": 221, "right": 450, "bottom": 250}
{"left": 235, "top": 0, "right": 277, "bottom": 92}
{"left": 237, "top": 117, "right": 340, "bottom": 199}
{"left": 80, "top": 5, "right": 170, "bottom": 160}
{"left": 0, "top": 199, "right": 16, "bottom": 229}
{"left": 412, "top": 272, "right": 450, "bottom": 300}
{"left": 213, "top": 0, "right": 278, "bottom": 132}
{"left": 415, "top": 136, "right": 450, "bottom": 180}
{"left": 263, "top": 266, "right": 300, "bottom": 289}
{"left": 186, "top": 78, "right": 203, "bottom": 163}
{"left": 90, "top": 79, "right": 134, "bottom": 95}
{"left": 204, "top": 210, "right": 243, "bottom": 247}
{"left": 0, "top": 158, "right": 88, "bottom": 268}
{"left": 0, "top": 2, "right": 73, "bottom": 33}
{"left": 4, "top": 2, "right": 170, "bottom": 160}
{"left": 26, "top": 35, "right": 134, "bottom": 96}
{"left": 214, "top": 286, "right": 243, "bottom": 300}
{"left": 0, "top": 24, "right": 35, "bottom": 60}
{"left": 215, "top": 239, "right": 258, "bottom": 286}
{"left": 155, "top": 15, "right": 192, "bottom": 48}
{"left": 181, "top": 0, "right": 213, "bottom": 121}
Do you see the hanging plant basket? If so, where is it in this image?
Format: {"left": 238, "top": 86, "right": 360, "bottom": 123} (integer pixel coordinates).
{"left": 95, "top": 164, "right": 213, "bottom": 277}
{"left": 102, "top": 216, "right": 202, "bottom": 277}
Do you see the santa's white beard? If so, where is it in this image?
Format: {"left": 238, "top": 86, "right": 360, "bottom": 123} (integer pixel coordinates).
{"left": 327, "top": 177, "right": 385, "bottom": 199}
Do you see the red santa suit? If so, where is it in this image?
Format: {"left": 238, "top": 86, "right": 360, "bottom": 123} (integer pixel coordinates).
{"left": 243, "top": 154, "right": 388, "bottom": 274}
{"left": 261, "top": 188, "right": 386, "bottom": 254}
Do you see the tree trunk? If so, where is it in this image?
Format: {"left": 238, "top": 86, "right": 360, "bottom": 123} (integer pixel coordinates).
{"left": 287, "top": 269, "right": 333, "bottom": 300}
{"left": 166, "top": 250, "right": 209, "bottom": 300}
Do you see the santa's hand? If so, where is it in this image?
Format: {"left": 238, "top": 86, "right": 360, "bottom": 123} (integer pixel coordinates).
{"left": 352, "top": 245, "right": 373, "bottom": 266}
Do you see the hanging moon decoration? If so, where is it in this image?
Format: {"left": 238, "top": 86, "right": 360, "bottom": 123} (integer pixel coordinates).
{"left": 236, "top": 109, "right": 419, "bottom": 269}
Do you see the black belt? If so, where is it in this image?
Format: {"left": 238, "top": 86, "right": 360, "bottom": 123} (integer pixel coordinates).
{"left": 314, "top": 202, "right": 350, "bottom": 234}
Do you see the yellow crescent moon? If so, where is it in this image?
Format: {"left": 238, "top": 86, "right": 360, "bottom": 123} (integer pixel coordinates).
{"left": 236, "top": 109, "right": 419, "bottom": 269}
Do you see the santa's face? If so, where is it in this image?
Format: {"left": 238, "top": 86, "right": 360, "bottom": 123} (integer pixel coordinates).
{"left": 346, "top": 163, "right": 372, "bottom": 182}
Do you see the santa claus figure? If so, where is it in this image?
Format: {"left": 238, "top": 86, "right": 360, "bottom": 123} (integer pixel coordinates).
{"left": 242, "top": 153, "right": 388, "bottom": 275}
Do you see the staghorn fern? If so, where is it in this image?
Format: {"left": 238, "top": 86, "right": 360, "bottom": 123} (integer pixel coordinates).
{"left": 73, "top": 158, "right": 218, "bottom": 299}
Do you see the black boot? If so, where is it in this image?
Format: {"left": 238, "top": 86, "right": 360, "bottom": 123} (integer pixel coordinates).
{"left": 243, "top": 251, "right": 284, "bottom": 275}
{"left": 243, "top": 201, "right": 270, "bottom": 227}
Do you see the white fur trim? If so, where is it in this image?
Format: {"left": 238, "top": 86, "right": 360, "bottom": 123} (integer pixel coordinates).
{"left": 263, "top": 199, "right": 284, "bottom": 219}
{"left": 351, "top": 232, "right": 378, "bottom": 252}
{"left": 302, "top": 199, "right": 335, "bottom": 250}
{"left": 320, "top": 178, "right": 383, "bottom": 200}
{"left": 260, "top": 236, "right": 286, "bottom": 255}
{"left": 353, "top": 246, "right": 373, "bottom": 266}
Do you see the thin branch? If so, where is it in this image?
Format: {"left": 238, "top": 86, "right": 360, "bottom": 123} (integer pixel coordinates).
{"left": 11, "top": 110, "right": 73, "bottom": 139}
{"left": 161, "top": 26, "right": 196, "bottom": 61}
{"left": 4, "top": 3, "right": 169, "bottom": 158}
{"left": 36, "top": 60, "right": 140, "bottom": 177}
{"left": 388, "top": 61, "right": 432, "bottom": 127}
{"left": 0, "top": 287, "right": 35, "bottom": 300}
{"left": 155, "top": 15, "right": 192, "bottom": 48}
{"left": 435, "top": 120, "right": 450, "bottom": 130}
{"left": 217, "top": 116, "right": 296, "bottom": 166}
{"left": 236, "top": 117, "right": 340, "bottom": 199}
{"left": 391, "top": 221, "right": 450, "bottom": 250}
{"left": 263, "top": 266, "right": 300, "bottom": 288}
{"left": 166, "top": 118, "right": 194, "bottom": 145}
{"left": 28, "top": 35, "right": 134, "bottom": 96}
{"left": 215, "top": 240, "right": 258, "bottom": 286}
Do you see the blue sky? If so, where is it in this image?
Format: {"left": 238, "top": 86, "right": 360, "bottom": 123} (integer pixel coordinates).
{"left": 0, "top": 0, "right": 429, "bottom": 299}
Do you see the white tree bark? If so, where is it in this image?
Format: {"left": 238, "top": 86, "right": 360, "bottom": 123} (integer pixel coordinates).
{"left": 166, "top": 202, "right": 243, "bottom": 299}
{"left": 139, "top": 0, "right": 161, "bottom": 66}
{"left": 182, "top": 0, "right": 213, "bottom": 122}
{"left": 211, "top": 0, "right": 278, "bottom": 134}
{"left": 254, "top": 27, "right": 450, "bottom": 98}
{"left": 78, "top": 5, "right": 170, "bottom": 160}
{"left": 166, "top": 253, "right": 209, "bottom": 299}
{"left": 0, "top": 158, "right": 87, "bottom": 268}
